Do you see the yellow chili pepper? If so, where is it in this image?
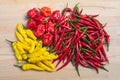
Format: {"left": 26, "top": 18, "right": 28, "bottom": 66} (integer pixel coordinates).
{"left": 16, "top": 41, "right": 30, "bottom": 50}
{"left": 25, "top": 29, "right": 37, "bottom": 40}
{"left": 28, "top": 42, "right": 35, "bottom": 53}
{"left": 34, "top": 40, "right": 43, "bottom": 52}
{"left": 37, "top": 62, "right": 54, "bottom": 72}
{"left": 28, "top": 47, "right": 47, "bottom": 58}
{"left": 42, "top": 61, "right": 55, "bottom": 69}
{"left": 16, "top": 42, "right": 25, "bottom": 54}
{"left": 16, "top": 31, "right": 24, "bottom": 42}
{"left": 15, "top": 64, "right": 44, "bottom": 71}
{"left": 42, "top": 52, "right": 49, "bottom": 56}
{"left": 25, "top": 37, "right": 37, "bottom": 44}
{"left": 22, "top": 53, "right": 28, "bottom": 60}
{"left": 17, "top": 23, "right": 27, "bottom": 38}
{"left": 28, "top": 56, "right": 52, "bottom": 63}
{"left": 12, "top": 42, "right": 22, "bottom": 63}
{"left": 49, "top": 54, "right": 58, "bottom": 60}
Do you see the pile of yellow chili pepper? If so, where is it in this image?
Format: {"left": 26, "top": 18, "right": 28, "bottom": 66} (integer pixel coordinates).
{"left": 8, "top": 23, "right": 58, "bottom": 72}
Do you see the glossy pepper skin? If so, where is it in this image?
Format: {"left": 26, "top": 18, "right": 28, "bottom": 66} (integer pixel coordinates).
{"left": 27, "top": 19, "right": 37, "bottom": 30}
{"left": 28, "top": 47, "right": 47, "bottom": 58}
{"left": 34, "top": 24, "right": 45, "bottom": 38}
{"left": 27, "top": 8, "right": 39, "bottom": 18}
{"left": 15, "top": 31, "right": 27, "bottom": 45}
{"left": 12, "top": 42, "right": 23, "bottom": 63}
{"left": 25, "top": 29, "right": 37, "bottom": 40}
{"left": 17, "top": 23, "right": 27, "bottom": 39}
{"left": 34, "top": 15, "right": 45, "bottom": 24}
{"left": 43, "top": 32, "right": 53, "bottom": 46}
{"left": 37, "top": 62, "right": 54, "bottom": 72}
{"left": 16, "top": 41, "right": 30, "bottom": 50}
{"left": 42, "top": 61, "right": 55, "bottom": 69}
{"left": 34, "top": 40, "right": 43, "bottom": 52}
{"left": 46, "top": 20, "right": 55, "bottom": 33}
{"left": 22, "top": 64, "right": 44, "bottom": 71}
{"left": 51, "top": 10, "right": 60, "bottom": 21}
{"left": 9, "top": 23, "right": 58, "bottom": 73}
{"left": 16, "top": 42, "right": 25, "bottom": 54}
{"left": 28, "top": 55, "right": 52, "bottom": 63}
{"left": 40, "top": 7, "right": 51, "bottom": 17}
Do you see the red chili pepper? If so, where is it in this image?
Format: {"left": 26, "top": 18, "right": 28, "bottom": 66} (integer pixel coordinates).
{"left": 96, "top": 32, "right": 104, "bottom": 51}
{"left": 46, "top": 20, "right": 55, "bottom": 33}
{"left": 51, "top": 10, "right": 60, "bottom": 21}
{"left": 54, "top": 30, "right": 58, "bottom": 43}
{"left": 75, "top": 43, "right": 79, "bottom": 68}
{"left": 86, "top": 60, "right": 99, "bottom": 73}
{"left": 54, "top": 32, "right": 64, "bottom": 50}
{"left": 27, "top": 19, "right": 37, "bottom": 30}
{"left": 62, "top": 8, "right": 72, "bottom": 14}
{"left": 53, "top": 53, "right": 63, "bottom": 63}
{"left": 79, "top": 20, "right": 97, "bottom": 29}
{"left": 61, "top": 23, "right": 71, "bottom": 30}
{"left": 100, "top": 46, "right": 109, "bottom": 63}
{"left": 43, "top": 32, "right": 53, "bottom": 46}
{"left": 40, "top": 6, "right": 51, "bottom": 17}
{"left": 27, "top": 8, "right": 38, "bottom": 18}
{"left": 34, "top": 24, "right": 45, "bottom": 38}
{"left": 60, "top": 42, "right": 71, "bottom": 53}
{"left": 56, "top": 53, "right": 74, "bottom": 71}
{"left": 55, "top": 49, "right": 70, "bottom": 67}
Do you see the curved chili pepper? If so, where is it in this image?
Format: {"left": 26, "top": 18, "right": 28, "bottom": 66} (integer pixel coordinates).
{"left": 96, "top": 32, "right": 104, "bottom": 51}
{"left": 56, "top": 53, "right": 74, "bottom": 71}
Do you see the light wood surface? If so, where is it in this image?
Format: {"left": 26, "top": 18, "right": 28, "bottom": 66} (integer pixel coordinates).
{"left": 0, "top": 0, "right": 120, "bottom": 80}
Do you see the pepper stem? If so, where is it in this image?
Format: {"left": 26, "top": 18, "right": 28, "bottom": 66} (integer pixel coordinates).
{"left": 14, "top": 64, "right": 22, "bottom": 69}
{"left": 99, "top": 66, "right": 109, "bottom": 72}
{"left": 6, "top": 39, "right": 14, "bottom": 44}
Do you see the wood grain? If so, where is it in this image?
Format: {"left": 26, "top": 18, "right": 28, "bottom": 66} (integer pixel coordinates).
{"left": 0, "top": 0, "right": 120, "bottom": 80}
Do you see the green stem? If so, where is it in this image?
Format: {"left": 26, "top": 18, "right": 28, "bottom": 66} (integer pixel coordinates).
{"left": 14, "top": 64, "right": 22, "bottom": 69}
{"left": 6, "top": 39, "right": 14, "bottom": 44}
{"left": 99, "top": 66, "right": 109, "bottom": 72}
{"left": 106, "top": 43, "right": 110, "bottom": 51}
{"left": 71, "top": 58, "right": 80, "bottom": 77}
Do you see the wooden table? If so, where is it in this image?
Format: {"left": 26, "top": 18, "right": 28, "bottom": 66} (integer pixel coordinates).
{"left": 0, "top": 0, "right": 120, "bottom": 80}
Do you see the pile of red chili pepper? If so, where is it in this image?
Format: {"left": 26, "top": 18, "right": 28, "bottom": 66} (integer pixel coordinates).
{"left": 26, "top": 3, "right": 110, "bottom": 76}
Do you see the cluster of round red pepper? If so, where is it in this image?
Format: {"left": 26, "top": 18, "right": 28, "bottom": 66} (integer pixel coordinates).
{"left": 26, "top": 4, "right": 110, "bottom": 76}
{"left": 27, "top": 7, "right": 56, "bottom": 46}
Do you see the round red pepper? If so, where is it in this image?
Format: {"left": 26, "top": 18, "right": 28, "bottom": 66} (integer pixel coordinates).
{"left": 27, "top": 8, "right": 39, "bottom": 18}
{"left": 51, "top": 10, "right": 60, "bottom": 21}
{"left": 40, "top": 7, "right": 51, "bottom": 17}
{"left": 46, "top": 20, "right": 55, "bottom": 33}
{"left": 43, "top": 32, "right": 53, "bottom": 46}
{"left": 27, "top": 19, "right": 37, "bottom": 30}
{"left": 34, "top": 24, "right": 45, "bottom": 38}
{"left": 34, "top": 15, "right": 45, "bottom": 24}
